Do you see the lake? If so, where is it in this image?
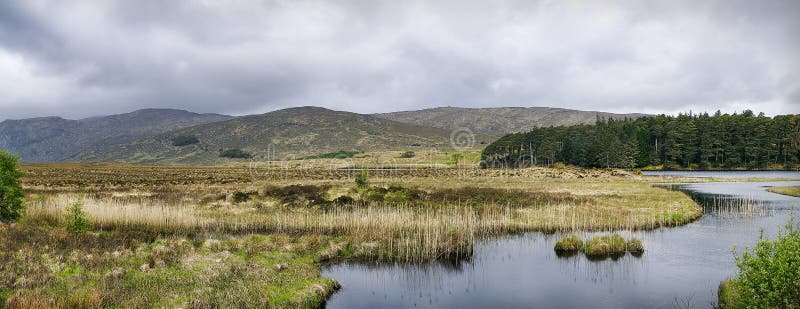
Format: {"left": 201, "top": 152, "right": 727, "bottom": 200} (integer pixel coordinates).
{"left": 322, "top": 172, "right": 800, "bottom": 308}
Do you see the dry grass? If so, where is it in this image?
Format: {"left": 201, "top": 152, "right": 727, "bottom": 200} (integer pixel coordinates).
{"left": 21, "top": 164, "right": 701, "bottom": 262}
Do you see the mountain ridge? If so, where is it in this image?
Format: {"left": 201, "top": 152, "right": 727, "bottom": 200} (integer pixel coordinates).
{"left": 0, "top": 108, "right": 233, "bottom": 162}
{"left": 2, "top": 105, "right": 651, "bottom": 164}
{"left": 79, "top": 106, "right": 484, "bottom": 164}
{"left": 376, "top": 106, "right": 649, "bottom": 135}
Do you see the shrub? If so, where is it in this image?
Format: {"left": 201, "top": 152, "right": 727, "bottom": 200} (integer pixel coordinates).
{"left": 171, "top": 135, "right": 200, "bottom": 146}
{"left": 0, "top": 151, "right": 25, "bottom": 223}
{"left": 384, "top": 189, "right": 409, "bottom": 204}
{"left": 721, "top": 220, "right": 800, "bottom": 308}
{"left": 448, "top": 153, "right": 464, "bottom": 166}
{"left": 263, "top": 185, "right": 331, "bottom": 207}
{"left": 219, "top": 149, "right": 253, "bottom": 159}
{"left": 299, "top": 150, "right": 361, "bottom": 160}
{"left": 231, "top": 191, "right": 250, "bottom": 203}
{"left": 400, "top": 151, "right": 415, "bottom": 158}
{"left": 554, "top": 235, "right": 583, "bottom": 255}
{"left": 64, "top": 201, "right": 91, "bottom": 233}
{"left": 553, "top": 162, "right": 565, "bottom": 169}
{"left": 355, "top": 170, "right": 369, "bottom": 188}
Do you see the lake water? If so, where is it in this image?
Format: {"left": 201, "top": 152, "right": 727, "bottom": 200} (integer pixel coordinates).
{"left": 643, "top": 170, "right": 800, "bottom": 179}
{"left": 322, "top": 172, "right": 800, "bottom": 308}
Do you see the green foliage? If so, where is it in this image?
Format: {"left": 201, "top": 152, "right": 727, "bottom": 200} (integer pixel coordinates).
{"left": 355, "top": 170, "right": 369, "bottom": 188}
{"left": 219, "top": 148, "right": 253, "bottom": 159}
{"left": 483, "top": 112, "right": 800, "bottom": 170}
{"left": 64, "top": 201, "right": 91, "bottom": 233}
{"left": 171, "top": 135, "right": 200, "bottom": 146}
{"left": 400, "top": 151, "right": 415, "bottom": 158}
{"left": 724, "top": 220, "right": 800, "bottom": 308}
{"left": 299, "top": 150, "right": 361, "bottom": 160}
{"left": 0, "top": 151, "right": 25, "bottom": 223}
{"left": 448, "top": 153, "right": 464, "bottom": 166}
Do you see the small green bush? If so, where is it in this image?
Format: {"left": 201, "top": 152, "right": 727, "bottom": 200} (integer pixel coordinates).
{"left": 447, "top": 153, "right": 464, "bottom": 166}
{"left": 231, "top": 191, "right": 250, "bottom": 203}
{"left": 0, "top": 151, "right": 25, "bottom": 223}
{"left": 64, "top": 201, "right": 91, "bottom": 233}
{"left": 355, "top": 170, "right": 369, "bottom": 188}
{"left": 219, "top": 148, "right": 253, "bottom": 159}
{"left": 400, "top": 151, "right": 415, "bottom": 158}
{"left": 384, "top": 189, "right": 409, "bottom": 204}
{"left": 721, "top": 220, "right": 800, "bottom": 308}
{"left": 171, "top": 135, "right": 200, "bottom": 146}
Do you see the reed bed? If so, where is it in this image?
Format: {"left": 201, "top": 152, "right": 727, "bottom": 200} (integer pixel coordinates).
{"left": 704, "top": 195, "right": 770, "bottom": 218}
{"left": 28, "top": 183, "right": 700, "bottom": 263}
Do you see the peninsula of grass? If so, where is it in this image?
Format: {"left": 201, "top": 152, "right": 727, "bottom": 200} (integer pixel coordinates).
{"left": 766, "top": 185, "right": 800, "bottom": 197}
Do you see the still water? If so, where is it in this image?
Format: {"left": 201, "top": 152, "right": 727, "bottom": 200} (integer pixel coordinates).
{"left": 322, "top": 172, "right": 800, "bottom": 308}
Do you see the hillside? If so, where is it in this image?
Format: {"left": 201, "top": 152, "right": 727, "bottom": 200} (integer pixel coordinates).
{"left": 0, "top": 109, "right": 232, "bottom": 162}
{"left": 376, "top": 107, "right": 649, "bottom": 135}
{"left": 79, "top": 107, "right": 487, "bottom": 164}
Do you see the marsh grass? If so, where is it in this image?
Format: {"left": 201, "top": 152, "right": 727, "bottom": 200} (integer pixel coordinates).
{"left": 554, "top": 235, "right": 583, "bottom": 257}
{"left": 705, "top": 196, "right": 770, "bottom": 218}
{"left": 555, "top": 234, "right": 645, "bottom": 260}
{"left": 584, "top": 234, "right": 627, "bottom": 259}
{"left": 7, "top": 164, "right": 705, "bottom": 307}
{"left": 25, "top": 175, "right": 698, "bottom": 263}
{"left": 0, "top": 217, "right": 340, "bottom": 308}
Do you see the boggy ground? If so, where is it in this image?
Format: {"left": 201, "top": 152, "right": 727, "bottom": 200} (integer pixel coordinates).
{"left": 2, "top": 163, "right": 702, "bottom": 308}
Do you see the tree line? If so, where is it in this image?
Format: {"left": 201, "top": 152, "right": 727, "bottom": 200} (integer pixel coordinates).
{"left": 482, "top": 111, "right": 800, "bottom": 170}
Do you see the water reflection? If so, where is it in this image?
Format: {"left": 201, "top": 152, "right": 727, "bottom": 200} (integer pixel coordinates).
{"left": 323, "top": 177, "right": 800, "bottom": 309}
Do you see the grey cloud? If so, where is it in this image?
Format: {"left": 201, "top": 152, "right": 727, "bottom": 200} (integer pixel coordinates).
{"left": 0, "top": 0, "right": 798, "bottom": 120}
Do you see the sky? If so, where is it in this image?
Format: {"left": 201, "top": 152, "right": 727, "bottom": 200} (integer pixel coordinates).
{"left": 0, "top": 0, "right": 798, "bottom": 120}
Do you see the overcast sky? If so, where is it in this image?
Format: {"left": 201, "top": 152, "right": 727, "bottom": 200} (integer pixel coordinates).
{"left": 0, "top": 0, "right": 798, "bottom": 120}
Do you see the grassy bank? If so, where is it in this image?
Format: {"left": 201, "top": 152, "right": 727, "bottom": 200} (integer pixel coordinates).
{"left": 766, "top": 185, "right": 800, "bottom": 197}
{"left": 0, "top": 217, "right": 340, "bottom": 308}
{"left": 3, "top": 163, "right": 704, "bottom": 307}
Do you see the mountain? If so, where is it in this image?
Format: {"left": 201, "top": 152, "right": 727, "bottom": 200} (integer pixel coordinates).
{"left": 79, "top": 107, "right": 486, "bottom": 164}
{"left": 376, "top": 107, "right": 650, "bottom": 135}
{"left": 0, "top": 109, "right": 232, "bottom": 162}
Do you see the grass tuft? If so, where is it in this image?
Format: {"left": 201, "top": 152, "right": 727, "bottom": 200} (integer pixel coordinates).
{"left": 554, "top": 235, "right": 583, "bottom": 257}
